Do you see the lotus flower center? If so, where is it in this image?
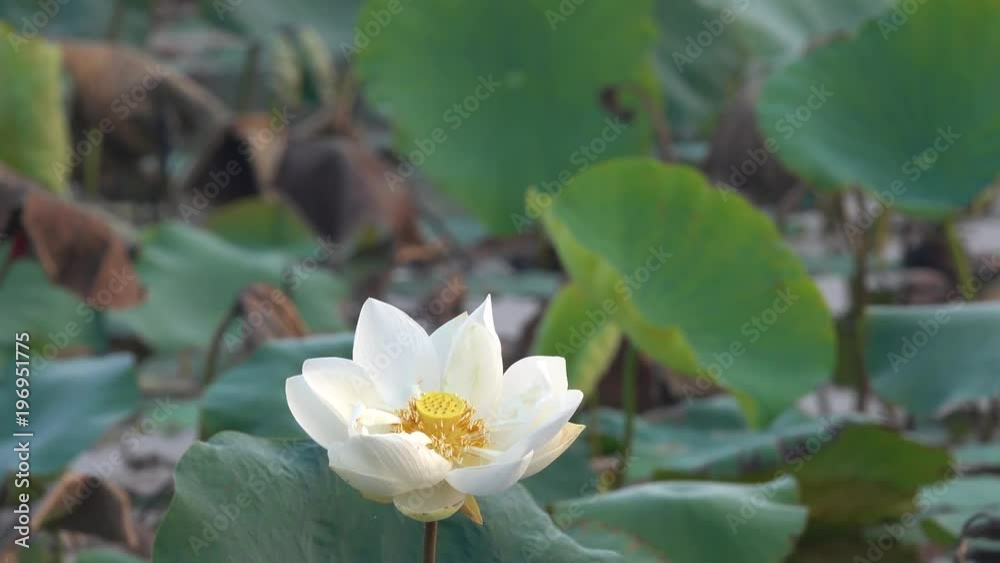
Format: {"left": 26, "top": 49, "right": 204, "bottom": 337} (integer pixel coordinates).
{"left": 395, "top": 391, "right": 489, "bottom": 465}
{"left": 415, "top": 391, "right": 466, "bottom": 424}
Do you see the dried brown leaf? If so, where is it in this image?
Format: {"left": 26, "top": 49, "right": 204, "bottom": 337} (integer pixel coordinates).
{"left": 0, "top": 164, "right": 144, "bottom": 308}
{"left": 35, "top": 472, "right": 140, "bottom": 551}
{"left": 236, "top": 283, "right": 310, "bottom": 347}
{"left": 276, "top": 137, "right": 421, "bottom": 248}
{"left": 60, "top": 40, "right": 229, "bottom": 159}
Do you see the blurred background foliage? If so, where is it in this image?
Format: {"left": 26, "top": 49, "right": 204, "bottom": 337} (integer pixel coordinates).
{"left": 2, "top": 0, "right": 1000, "bottom": 562}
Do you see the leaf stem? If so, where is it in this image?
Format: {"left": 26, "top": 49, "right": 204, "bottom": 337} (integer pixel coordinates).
{"left": 618, "top": 343, "right": 638, "bottom": 488}
{"left": 944, "top": 217, "right": 975, "bottom": 300}
{"left": 237, "top": 42, "right": 261, "bottom": 113}
{"left": 423, "top": 521, "right": 438, "bottom": 563}
{"left": 105, "top": 0, "right": 126, "bottom": 40}
{"left": 82, "top": 138, "right": 102, "bottom": 199}
{"left": 620, "top": 82, "right": 674, "bottom": 162}
{"left": 841, "top": 190, "right": 873, "bottom": 412}
{"left": 201, "top": 302, "right": 240, "bottom": 389}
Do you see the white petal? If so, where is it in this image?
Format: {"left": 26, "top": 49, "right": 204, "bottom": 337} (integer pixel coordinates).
{"left": 328, "top": 431, "right": 451, "bottom": 498}
{"left": 302, "top": 357, "right": 385, "bottom": 419}
{"left": 440, "top": 296, "right": 502, "bottom": 414}
{"left": 353, "top": 298, "right": 439, "bottom": 407}
{"left": 486, "top": 357, "right": 567, "bottom": 447}
{"left": 286, "top": 376, "right": 347, "bottom": 446}
{"left": 505, "top": 356, "right": 568, "bottom": 395}
{"left": 328, "top": 457, "right": 410, "bottom": 499}
{"left": 521, "top": 423, "right": 585, "bottom": 478}
{"left": 355, "top": 408, "right": 401, "bottom": 434}
{"left": 502, "top": 390, "right": 584, "bottom": 457}
{"left": 492, "top": 356, "right": 567, "bottom": 424}
{"left": 426, "top": 312, "right": 468, "bottom": 391}
{"left": 446, "top": 451, "right": 533, "bottom": 496}
{"left": 393, "top": 481, "right": 465, "bottom": 522}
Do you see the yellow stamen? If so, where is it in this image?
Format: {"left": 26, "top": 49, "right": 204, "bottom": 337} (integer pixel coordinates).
{"left": 395, "top": 392, "right": 489, "bottom": 465}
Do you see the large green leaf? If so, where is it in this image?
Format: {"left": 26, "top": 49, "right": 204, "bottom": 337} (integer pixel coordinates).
{"left": 200, "top": 333, "right": 353, "bottom": 439}
{"left": 153, "top": 432, "right": 622, "bottom": 563}
{"left": 553, "top": 478, "right": 807, "bottom": 563}
{"left": 358, "top": 0, "right": 656, "bottom": 233}
{"left": 654, "top": 0, "right": 745, "bottom": 140}
{"left": 204, "top": 197, "right": 318, "bottom": 254}
{"left": 1, "top": 353, "right": 139, "bottom": 475}
{"left": 598, "top": 405, "right": 950, "bottom": 526}
{"left": 596, "top": 407, "right": 841, "bottom": 482}
{"left": 112, "top": 223, "right": 346, "bottom": 351}
{"left": 700, "top": 0, "right": 894, "bottom": 65}
{"left": 757, "top": 0, "right": 1000, "bottom": 215}
{"left": 520, "top": 439, "right": 598, "bottom": 508}
{"left": 532, "top": 283, "right": 622, "bottom": 397}
{"left": 957, "top": 442, "right": 1000, "bottom": 471}
{"left": 919, "top": 475, "right": 1000, "bottom": 545}
{"left": 0, "top": 261, "right": 107, "bottom": 366}
{"left": 539, "top": 158, "right": 835, "bottom": 424}
{"left": 0, "top": 24, "right": 69, "bottom": 192}
{"left": 865, "top": 304, "right": 1000, "bottom": 419}
{"left": 788, "top": 425, "right": 951, "bottom": 526}
{"left": 76, "top": 550, "right": 147, "bottom": 563}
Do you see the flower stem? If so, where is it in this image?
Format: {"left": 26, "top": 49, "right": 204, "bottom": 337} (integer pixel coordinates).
{"left": 423, "top": 521, "right": 438, "bottom": 563}
{"left": 587, "top": 393, "right": 602, "bottom": 459}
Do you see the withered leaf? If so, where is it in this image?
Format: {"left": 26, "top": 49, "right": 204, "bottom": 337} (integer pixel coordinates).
{"left": 60, "top": 40, "right": 229, "bottom": 160}
{"left": 276, "top": 137, "right": 422, "bottom": 248}
{"left": 0, "top": 164, "right": 145, "bottom": 309}
{"left": 235, "top": 283, "right": 310, "bottom": 348}
{"left": 203, "top": 283, "right": 311, "bottom": 384}
{"left": 35, "top": 472, "right": 141, "bottom": 552}
{"left": 180, "top": 112, "right": 290, "bottom": 210}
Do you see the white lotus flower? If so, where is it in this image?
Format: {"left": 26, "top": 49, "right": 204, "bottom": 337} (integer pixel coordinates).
{"left": 285, "top": 296, "right": 584, "bottom": 523}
